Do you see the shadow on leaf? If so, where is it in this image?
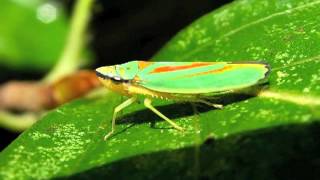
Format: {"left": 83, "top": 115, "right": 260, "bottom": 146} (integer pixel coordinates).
{"left": 57, "top": 121, "right": 320, "bottom": 180}
{"left": 118, "top": 93, "right": 255, "bottom": 125}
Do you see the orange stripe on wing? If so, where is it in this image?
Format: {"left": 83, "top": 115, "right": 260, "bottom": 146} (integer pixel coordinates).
{"left": 138, "top": 61, "right": 153, "bottom": 70}
{"left": 183, "top": 65, "right": 234, "bottom": 78}
{"left": 150, "top": 62, "right": 212, "bottom": 73}
{"left": 183, "top": 64, "right": 265, "bottom": 78}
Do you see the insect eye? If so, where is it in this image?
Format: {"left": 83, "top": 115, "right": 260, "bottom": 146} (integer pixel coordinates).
{"left": 110, "top": 76, "right": 124, "bottom": 84}
{"left": 113, "top": 76, "right": 121, "bottom": 81}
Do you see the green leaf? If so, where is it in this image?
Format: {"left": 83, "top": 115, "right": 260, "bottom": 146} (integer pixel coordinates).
{"left": 0, "top": 0, "right": 68, "bottom": 71}
{"left": 1, "top": 0, "right": 320, "bottom": 179}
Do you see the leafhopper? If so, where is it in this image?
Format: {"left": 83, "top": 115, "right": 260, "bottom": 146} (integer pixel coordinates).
{"left": 96, "top": 61, "right": 270, "bottom": 140}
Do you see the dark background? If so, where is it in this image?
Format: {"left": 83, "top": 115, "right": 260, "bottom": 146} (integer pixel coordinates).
{"left": 0, "top": 0, "right": 232, "bottom": 150}
{"left": 91, "top": 0, "right": 233, "bottom": 66}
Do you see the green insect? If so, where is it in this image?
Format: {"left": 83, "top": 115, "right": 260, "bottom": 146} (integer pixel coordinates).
{"left": 96, "top": 61, "right": 270, "bottom": 140}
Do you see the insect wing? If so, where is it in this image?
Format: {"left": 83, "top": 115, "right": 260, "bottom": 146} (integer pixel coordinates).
{"left": 135, "top": 61, "right": 269, "bottom": 94}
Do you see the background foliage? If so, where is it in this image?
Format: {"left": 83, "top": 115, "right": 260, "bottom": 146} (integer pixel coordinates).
{"left": 0, "top": 0, "right": 68, "bottom": 71}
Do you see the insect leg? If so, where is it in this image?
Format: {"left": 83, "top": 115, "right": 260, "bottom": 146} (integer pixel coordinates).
{"left": 197, "top": 99, "right": 223, "bottom": 109}
{"left": 144, "top": 98, "right": 184, "bottom": 131}
{"left": 104, "top": 96, "right": 137, "bottom": 140}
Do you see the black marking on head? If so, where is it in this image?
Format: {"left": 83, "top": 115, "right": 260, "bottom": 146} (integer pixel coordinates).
{"left": 95, "top": 70, "right": 130, "bottom": 83}
{"left": 95, "top": 70, "right": 107, "bottom": 79}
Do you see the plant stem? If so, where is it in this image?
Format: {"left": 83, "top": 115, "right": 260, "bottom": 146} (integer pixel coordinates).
{"left": 0, "top": 111, "right": 38, "bottom": 132}
{"left": 44, "top": 0, "right": 94, "bottom": 82}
